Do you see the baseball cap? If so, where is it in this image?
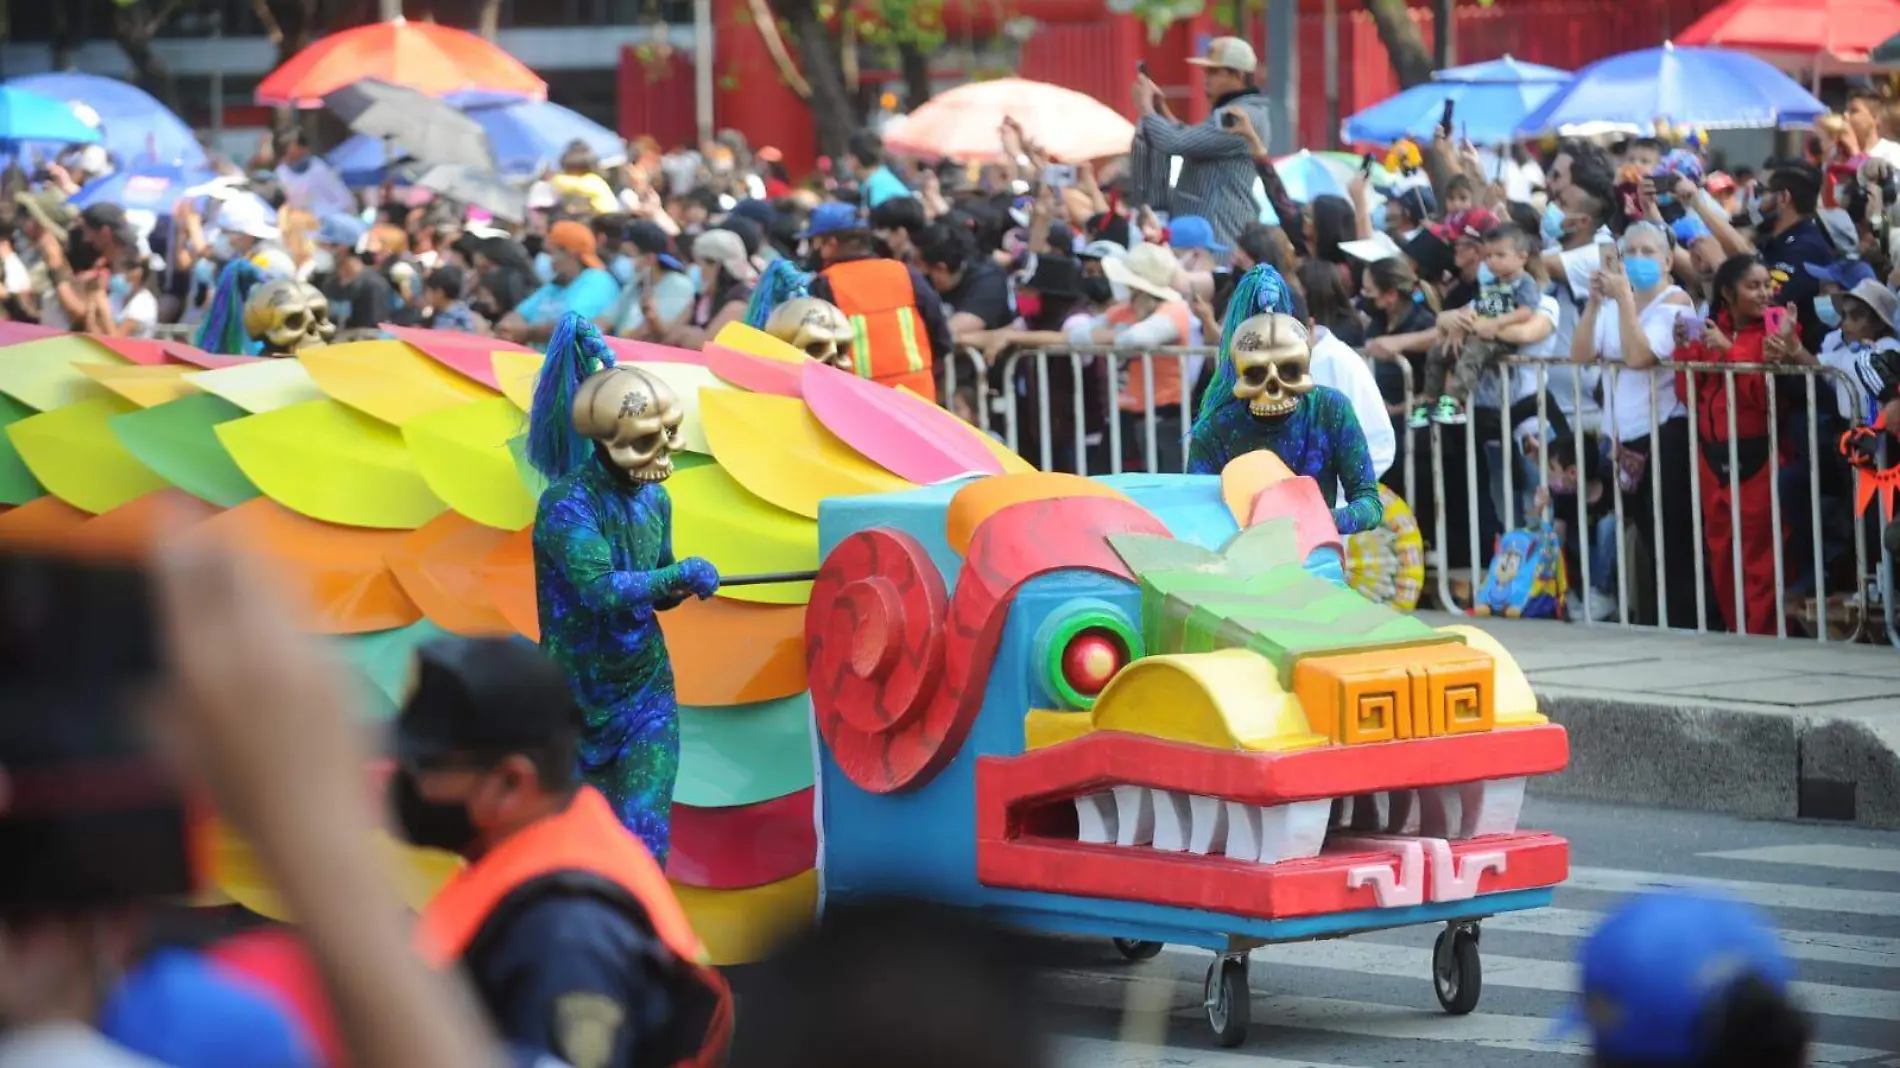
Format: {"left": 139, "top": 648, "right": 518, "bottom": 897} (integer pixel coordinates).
{"left": 1187, "top": 36, "right": 1258, "bottom": 73}
{"left": 395, "top": 636, "right": 580, "bottom": 766}
{"left": 1440, "top": 208, "right": 1500, "bottom": 244}
{"left": 1383, "top": 185, "right": 1436, "bottom": 225}
{"left": 546, "top": 219, "right": 605, "bottom": 270}
{"left": 1168, "top": 215, "right": 1229, "bottom": 253}
{"left": 1803, "top": 259, "right": 1877, "bottom": 289}
{"left": 1079, "top": 239, "right": 1128, "bottom": 261}
{"left": 100, "top": 948, "right": 321, "bottom": 1068}
{"left": 1553, "top": 890, "right": 1795, "bottom": 1065}
{"left": 214, "top": 194, "right": 281, "bottom": 241}
{"left": 317, "top": 213, "right": 368, "bottom": 251}
{"left": 14, "top": 189, "right": 79, "bottom": 240}
{"left": 801, "top": 200, "right": 865, "bottom": 239}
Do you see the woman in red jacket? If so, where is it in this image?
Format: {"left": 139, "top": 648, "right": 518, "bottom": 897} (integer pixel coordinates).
{"left": 1675, "top": 254, "right": 1784, "bottom": 635}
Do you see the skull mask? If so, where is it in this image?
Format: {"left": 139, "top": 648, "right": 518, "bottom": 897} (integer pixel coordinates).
{"left": 1231, "top": 313, "right": 1314, "bottom": 419}
{"left": 764, "top": 297, "right": 855, "bottom": 373}
{"left": 571, "top": 366, "right": 684, "bottom": 483}
{"left": 243, "top": 279, "right": 337, "bottom": 354}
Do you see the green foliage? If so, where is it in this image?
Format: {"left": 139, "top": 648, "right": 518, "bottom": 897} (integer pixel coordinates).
{"left": 852, "top": 0, "right": 946, "bottom": 55}
{"left": 1107, "top": 0, "right": 1206, "bottom": 41}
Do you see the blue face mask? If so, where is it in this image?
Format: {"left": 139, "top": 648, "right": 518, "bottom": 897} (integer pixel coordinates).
{"left": 192, "top": 258, "right": 217, "bottom": 288}
{"left": 688, "top": 264, "right": 704, "bottom": 290}
{"left": 1816, "top": 296, "right": 1842, "bottom": 329}
{"left": 1540, "top": 202, "right": 1567, "bottom": 244}
{"left": 108, "top": 275, "right": 129, "bottom": 302}
{"left": 533, "top": 252, "right": 555, "bottom": 285}
{"left": 1656, "top": 193, "right": 1676, "bottom": 208}
{"left": 610, "top": 254, "right": 636, "bottom": 285}
{"left": 1477, "top": 262, "right": 1497, "bottom": 285}
{"left": 1623, "top": 255, "right": 1664, "bottom": 291}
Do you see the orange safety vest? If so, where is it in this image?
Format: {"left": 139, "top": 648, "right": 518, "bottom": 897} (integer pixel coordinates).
{"left": 415, "top": 787, "right": 732, "bottom": 1068}
{"left": 1108, "top": 299, "right": 1193, "bottom": 412}
{"left": 820, "top": 258, "right": 938, "bottom": 401}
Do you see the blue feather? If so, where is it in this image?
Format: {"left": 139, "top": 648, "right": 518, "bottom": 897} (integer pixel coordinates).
{"left": 527, "top": 312, "right": 617, "bottom": 481}
{"left": 192, "top": 260, "right": 265, "bottom": 356}
{"left": 1194, "top": 265, "right": 1294, "bottom": 435}
{"left": 742, "top": 259, "right": 814, "bottom": 329}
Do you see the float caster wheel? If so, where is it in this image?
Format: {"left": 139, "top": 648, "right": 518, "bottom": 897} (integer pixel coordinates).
{"left": 1433, "top": 921, "right": 1482, "bottom": 1015}
{"left": 1114, "top": 938, "right": 1164, "bottom": 961}
{"left": 1203, "top": 954, "right": 1250, "bottom": 1048}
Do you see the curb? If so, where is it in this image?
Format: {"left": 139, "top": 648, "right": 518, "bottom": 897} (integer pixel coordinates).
{"left": 1525, "top": 693, "right": 1900, "bottom": 830}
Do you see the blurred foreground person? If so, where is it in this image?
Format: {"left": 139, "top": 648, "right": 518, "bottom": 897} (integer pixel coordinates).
{"left": 1560, "top": 890, "right": 1813, "bottom": 1068}
{"left": 394, "top": 636, "right": 733, "bottom": 1068}
{"left": 731, "top": 898, "right": 1046, "bottom": 1068}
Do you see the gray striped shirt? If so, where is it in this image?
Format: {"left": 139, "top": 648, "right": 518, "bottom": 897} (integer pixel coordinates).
{"left": 1130, "top": 91, "right": 1275, "bottom": 251}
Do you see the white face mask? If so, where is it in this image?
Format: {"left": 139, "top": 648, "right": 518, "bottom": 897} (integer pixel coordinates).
{"left": 211, "top": 233, "right": 236, "bottom": 263}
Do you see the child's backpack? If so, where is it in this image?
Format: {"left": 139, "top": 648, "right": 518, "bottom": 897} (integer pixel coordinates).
{"left": 1471, "top": 517, "right": 1567, "bottom": 619}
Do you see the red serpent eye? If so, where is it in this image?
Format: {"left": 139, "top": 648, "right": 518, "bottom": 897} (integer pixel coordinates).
{"left": 1060, "top": 629, "right": 1127, "bottom": 698}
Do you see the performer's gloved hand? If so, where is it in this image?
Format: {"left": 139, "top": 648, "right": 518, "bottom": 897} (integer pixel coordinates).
{"left": 673, "top": 557, "right": 721, "bottom": 600}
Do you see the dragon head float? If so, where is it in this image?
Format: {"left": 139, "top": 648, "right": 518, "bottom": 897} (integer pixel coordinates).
{"left": 0, "top": 313, "right": 1527, "bottom": 966}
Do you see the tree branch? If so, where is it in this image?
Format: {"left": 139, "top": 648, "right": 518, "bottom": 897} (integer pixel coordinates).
{"left": 751, "top": 0, "right": 814, "bottom": 98}
{"left": 248, "top": 0, "right": 285, "bottom": 45}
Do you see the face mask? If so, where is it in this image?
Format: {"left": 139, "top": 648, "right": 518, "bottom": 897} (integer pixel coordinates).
{"left": 192, "top": 257, "right": 217, "bottom": 288}
{"left": 1016, "top": 291, "right": 1043, "bottom": 322}
{"left": 610, "top": 254, "right": 637, "bottom": 285}
{"left": 1816, "top": 297, "right": 1842, "bottom": 329}
{"left": 1656, "top": 193, "right": 1676, "bottom": 208}
{"left": 390, "top": 766, "right": 478, "bottom": 855}
{"left": 1540, "top": 202, "right": 1567, "bottom": 245}
{"left": 108, "top": 275, "right": 129, "bottom": 302}
{"left": 1477, "top": 262, "right": 1497, "bottom": 285}
{"left": 286, "top": 157, "right": 312, "bottom": 175}
{"left": 310, "top": 248, "right": 337, "bottom": 275}
{"left": 1082, "top": 276, "right": 1113, "bottom": 304}
{"left": 533, "top": 252, "right": 555, "bottom": 285}
{"left": 688, "top": 264, "right": 705, "bottom": 291}
{"left": 1623, "top": 255, "right": 1664, "bottom": 291}
{"left": 1749, "top": 192, "right": 1776, "bottom": 228}
{"left": 211, "top": 233, "right": 236, "bottom": 263}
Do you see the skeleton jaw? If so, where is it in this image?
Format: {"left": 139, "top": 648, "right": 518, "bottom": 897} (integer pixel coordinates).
{"left": 1249, "top": 395, "right": 1300, "bottom": 418}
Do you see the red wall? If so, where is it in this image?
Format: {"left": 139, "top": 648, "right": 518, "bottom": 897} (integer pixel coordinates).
{"left": 658, "top": 0, "right": 1729, "bottom": 176}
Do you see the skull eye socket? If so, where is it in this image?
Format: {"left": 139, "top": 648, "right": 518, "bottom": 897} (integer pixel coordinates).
{"left": 282, "top": 311, "right": 308, "bottom": 330}
{"left": 803, "top": 341, "right": 831, "bottom": 358}
{"left": 1241, "top": 365, "right": 1270, "bottom": 384}
{"left": 630, "top": 432, "right": 663, "bottom": 454}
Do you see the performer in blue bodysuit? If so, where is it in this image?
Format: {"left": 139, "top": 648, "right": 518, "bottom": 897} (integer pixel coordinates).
{"left": 526, "top": 312, "right": 720, "bottom": 863}
{"left": 1187, "top": 266, "right": 1383, "bottom": 535}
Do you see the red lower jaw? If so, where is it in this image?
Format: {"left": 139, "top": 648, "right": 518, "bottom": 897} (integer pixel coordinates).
{"left": 972, "top": 726, "right": 1571, "bottom": 920}
{"left": 976, "top": 831, "right": 1569, "bottom": 920}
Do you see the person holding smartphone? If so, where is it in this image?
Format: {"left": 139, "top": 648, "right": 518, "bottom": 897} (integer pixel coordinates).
{"left": 1127, "top": 37, "right": 1274, "bottom": 258}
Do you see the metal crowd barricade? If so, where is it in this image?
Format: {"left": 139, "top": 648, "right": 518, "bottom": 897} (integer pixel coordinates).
{"left": 1425, "top": 355, "right": 1877, "bottom": 642}
{"left": 976, "top": 344, "right": 1418, "bottom": 509}
{"left": 940, "top": 346, "right": 994, "bottom": 434}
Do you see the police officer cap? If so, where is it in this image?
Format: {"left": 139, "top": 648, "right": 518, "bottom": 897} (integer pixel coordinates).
{"left": 396, "top": 636, "right": 579, "bottom": 765}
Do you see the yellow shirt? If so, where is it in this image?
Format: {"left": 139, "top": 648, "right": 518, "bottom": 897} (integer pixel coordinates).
{"left": 549, "top": 172, "right": 619, "bottom": 215}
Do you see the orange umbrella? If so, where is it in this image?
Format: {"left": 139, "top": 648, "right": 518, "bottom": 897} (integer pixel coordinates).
{"left": 1677, "top": 0, "right": 1900, "bottom": 65}
{"left": 881, "top": 78, "right": 1135, "bottom": 163}
{"left": 256, "top": 18, "right": 546, "bottom": 109}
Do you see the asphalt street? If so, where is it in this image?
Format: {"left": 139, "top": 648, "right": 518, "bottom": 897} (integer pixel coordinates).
{"left": 1028, "top": 796, "right": 1900, "bottom": 1068}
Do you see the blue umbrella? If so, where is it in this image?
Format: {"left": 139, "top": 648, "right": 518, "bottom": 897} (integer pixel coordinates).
{"left": 7, "top": 73, "right": 205, "bottom": 167}
{"left": 1433, "top": 55, "right": 1572, "bottom": 83}
{"left": 70, "top": 162, "right": 223, "bottom": 215}
{"left": 0, "top": 85, "right": 102, "bottom": 145}
{"left": 1273, "top": 151, "right": 1356, "bottom": 203}
{"left": 1346, "top": 80, "right": 1568, "bottom": 145}
{"left": 327, "top": 97, "right": 623, "bottom": 185}
{"left": 1515, "top": 43, "right": 1826, "bottom": 135}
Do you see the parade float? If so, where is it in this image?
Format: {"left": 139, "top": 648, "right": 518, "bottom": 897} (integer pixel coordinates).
{"left": 0, "top": 310, "right": 1566, "bottom": 1048}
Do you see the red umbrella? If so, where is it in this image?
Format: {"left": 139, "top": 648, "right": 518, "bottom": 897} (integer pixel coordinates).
{"left": 1677, "top": 0, "right": 1900, "bottom": 64}
{"left": 255, "top": 18, "right": 546, "bottom": 108}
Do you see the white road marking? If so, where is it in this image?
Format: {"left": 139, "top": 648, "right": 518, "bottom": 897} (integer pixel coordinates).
{"left": 1483, "top": 906, "right": 1900, "bottom": 969}
{"left": 1698, "top": 844, "right": 1900, "bottom": 875}
{"left": 1565, "top": 866, "right": 1900, "bottom": 918}
{"left": 1039, "top": 973, "right": 1893, "bottom": 1065}
{"left": 1056, "top": 1035, "right": 1358, "bottom": 1068}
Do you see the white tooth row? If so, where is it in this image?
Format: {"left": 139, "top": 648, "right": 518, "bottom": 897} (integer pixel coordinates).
{"left": 1073, "top": 787, "right": 1332, "bottom": 864}
{"left": 1330, "top": 778, "right": 1527, "bottom": 841}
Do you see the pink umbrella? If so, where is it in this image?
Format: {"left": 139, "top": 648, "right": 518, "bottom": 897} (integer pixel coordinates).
{"left": 882, "top": 78, "right": 1135, "bottom": 163}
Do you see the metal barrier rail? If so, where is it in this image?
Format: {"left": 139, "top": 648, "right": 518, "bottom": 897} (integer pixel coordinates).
{"left": 965, "top": 344, "right": 1887, "bottom": 643}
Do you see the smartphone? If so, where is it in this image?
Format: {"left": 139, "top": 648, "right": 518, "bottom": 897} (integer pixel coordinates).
{"left": 1042, "top": 162, "right": 1078, "bottom": 188}
{"left": 1439, "top": 100, "right": 1456, "bottom": 137}
{"left": 1677, "top": 308, "right": 1706, "bottom": 341}
{"left": 1763, "top": 306, "right": 1789, "bottom": 337}
{"left": 1361, "top": 153, "right": 1377, "bottom": 176}
{"left": 1597, "top": 239, "right": 1622, "bottom": 274}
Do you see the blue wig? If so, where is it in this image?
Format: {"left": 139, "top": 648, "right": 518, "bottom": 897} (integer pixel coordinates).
{"left": 527, "top": 312, "right": 618, "bottom": 481}
{"left": 1192, "top": 265, "right": 1296, "bottom": 437}
{"left": 743, "top": 259, "right": 815, "bottom": 330}
{"left": 192, "top": 259, "right": 265, "bottom": 356}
